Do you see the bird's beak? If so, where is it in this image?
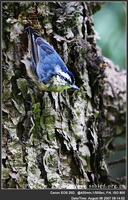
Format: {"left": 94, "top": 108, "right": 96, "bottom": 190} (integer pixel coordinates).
{"left": 71, "top": 84, "right": 80, "bottom": 90}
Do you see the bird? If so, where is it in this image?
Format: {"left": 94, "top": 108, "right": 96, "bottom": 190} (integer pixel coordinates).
{"left": 24, "top": 27, "right": 79, "bottom": 92}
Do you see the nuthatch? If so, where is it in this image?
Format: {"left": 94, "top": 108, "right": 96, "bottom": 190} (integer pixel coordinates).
{"left": 24, "top": 27, "right": 79, "bottom": 92}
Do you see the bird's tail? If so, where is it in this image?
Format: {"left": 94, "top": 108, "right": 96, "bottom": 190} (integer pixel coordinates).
{"left": 25, "top": 27, "right": 40, "bottom": 66}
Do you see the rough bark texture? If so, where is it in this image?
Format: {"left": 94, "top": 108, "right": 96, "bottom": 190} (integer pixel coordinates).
{"left": 2, "top": 2, "right": 126, "bottom": 189}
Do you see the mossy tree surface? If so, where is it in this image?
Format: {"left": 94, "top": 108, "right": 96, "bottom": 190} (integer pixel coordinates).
{"left": 2, "top": 2, "right": 126, "bottom": 189}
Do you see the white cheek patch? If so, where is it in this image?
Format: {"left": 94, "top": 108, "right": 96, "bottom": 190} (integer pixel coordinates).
{"left": 60, "top": 71, "right": 71, "bottom": 81}
{"left": 55, "top": 75, "right": 67, "bottom": 85}
{"left": 55, "top": 65, "right": 72, "bottom": 83}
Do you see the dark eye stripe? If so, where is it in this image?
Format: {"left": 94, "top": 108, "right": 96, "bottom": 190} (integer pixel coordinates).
{"left": 57, "top": 74, "right": 71, "bottom": 84}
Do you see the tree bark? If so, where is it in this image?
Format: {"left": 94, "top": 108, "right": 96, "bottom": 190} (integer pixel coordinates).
{"left": 2, "top": 2, "right": 126, "bottom": 189}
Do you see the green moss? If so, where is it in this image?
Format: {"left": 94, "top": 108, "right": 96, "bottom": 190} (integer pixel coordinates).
{"left": 2, "top": 168, "right": 10, "bottom": 181}
{"left": 40, "top": 109, "right": 56, "bottom": 130}
{"left": 76, "top": 111, "right": 81, "bottom": 117}
{"left": 94, "top": 111, "right": 99, "bottom": 119}
{"left": 48, "top": 133, "right": 56, "bottom": 141}
{"left": 45, "top": 116, "right": 55, "bottom": 125}
{"left": 40, "top": 114, "right": 45, "bottom": 129}
{"left": 32, "top": 103, "right": 42, "bottom": 138}
{"left": 17, "top": 78, "right": 29, "bottom": 100}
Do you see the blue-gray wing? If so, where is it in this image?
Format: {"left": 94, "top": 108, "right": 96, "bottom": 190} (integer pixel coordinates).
{"left": 26, "top": 27, "right": 68, "bottom": 83}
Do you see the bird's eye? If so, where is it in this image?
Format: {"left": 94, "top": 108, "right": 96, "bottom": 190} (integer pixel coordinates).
{"left": 63, "top": 76, "right": 70, "bottom": 83}
{"left": 58, "top": 74, "right": 71, "bottom": 84}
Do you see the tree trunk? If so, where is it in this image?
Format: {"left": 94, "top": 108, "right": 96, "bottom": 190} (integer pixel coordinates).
{"left": 2, "top": 2, "right": 126, "bottom": 189}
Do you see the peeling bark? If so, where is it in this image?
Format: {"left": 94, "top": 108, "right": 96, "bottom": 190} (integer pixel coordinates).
{"left": 2, "top": 2, "right": 126, "bottom": 189}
